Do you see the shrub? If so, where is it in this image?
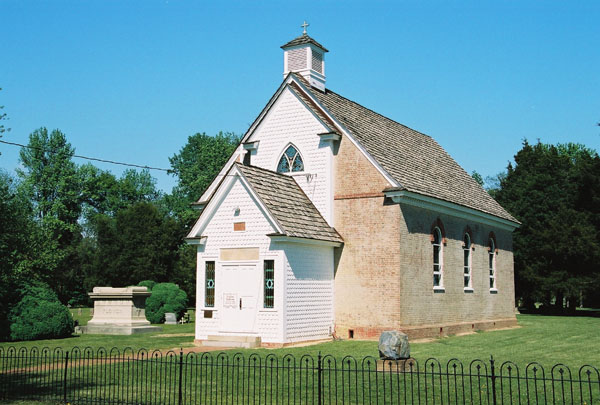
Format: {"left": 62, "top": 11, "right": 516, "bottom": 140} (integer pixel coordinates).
{"left": 138, "top": 280, "right": 156, "bottom": 291}
{"left": 9, "top": 284, "right": 74, "bottom": 341}
{"left": 145, "top": 283, "right": 187, "bottom": 324}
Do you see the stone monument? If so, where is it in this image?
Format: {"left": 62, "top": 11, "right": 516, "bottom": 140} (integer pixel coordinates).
{"left": 84, "top": 286, "right": 161, "bottom": 335}
{"left": 164, "top": 312, "right": 177, "bottom": 325}
{"left": 376, "top": 331, "right": 416, "bottom": 373}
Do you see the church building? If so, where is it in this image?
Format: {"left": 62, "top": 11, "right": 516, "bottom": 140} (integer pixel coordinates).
{"left": 187, "top": 28, "right": 520, "bottom": 348}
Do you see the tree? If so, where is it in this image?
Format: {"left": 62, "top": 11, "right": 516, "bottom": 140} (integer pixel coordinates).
{"left": 168, "top": 132, "right": 240, "bottom": 226}
{"left": 17, "top": 128, "right": 83, "bottom": 303}
{"left": 92, "top": 202, "right": 181, "bottom": 288}
{"left": 0, "top": 87, "right": 9, "bottom": 141}
{"left": 494, "top": 140, "right": 600, "bottom": 310}
{"left": 0, "top": 171, "right": 35, "bottom": 338}
{"left": 471, "top": 171, "right": 484, "bottom": 187}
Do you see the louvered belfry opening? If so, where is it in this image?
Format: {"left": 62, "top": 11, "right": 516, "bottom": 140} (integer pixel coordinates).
{"left": 288, "top": 48, "right": 307, "bottom": 71}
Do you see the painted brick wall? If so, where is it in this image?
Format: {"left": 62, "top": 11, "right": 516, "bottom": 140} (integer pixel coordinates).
{"left": 398, "top": 204, "right": 516, "bottom": 327}
{"left": 332, "top": 133, "right": 516, "bottom": 340}
{"left": 332, "top": 134, "right": 402, "bottom": 339}
{"left": 248, "top": 87, "right": 333, "bottom": 224}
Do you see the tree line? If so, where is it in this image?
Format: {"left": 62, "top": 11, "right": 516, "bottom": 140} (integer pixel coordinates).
{"left": 493, "top": 140, "right": 600, "bottom": 311}
{"left": 0, "top": 127, "right": 239, "bottom": 336}
{"left": 1, "top": 123, "right": 599, "bottom": 340}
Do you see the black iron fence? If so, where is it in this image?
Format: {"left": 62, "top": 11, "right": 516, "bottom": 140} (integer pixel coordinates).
{"left": 0, "top": 346, "right": 598, "bottom": 404}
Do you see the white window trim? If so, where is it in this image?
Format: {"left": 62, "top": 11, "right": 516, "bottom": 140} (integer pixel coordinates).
{"left": 463, "top": 233, "right": 473, "bottom": 291}
{"left": 489, "top": 239, "right": 497, "bottom": 291}
{"left": 276, "top": 143, "right": 305, "bottom": 174}
{"left": 432, "top": 227, "right": 444, "bottom": 289}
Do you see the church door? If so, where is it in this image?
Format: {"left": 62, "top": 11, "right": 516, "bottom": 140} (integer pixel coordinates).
{"left": 219, "top": 263, "right": 260, "bottom": 333}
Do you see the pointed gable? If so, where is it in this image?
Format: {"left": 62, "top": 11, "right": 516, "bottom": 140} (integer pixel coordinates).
{"left": 236, "top": 163, "right": 343, "bottom": 243}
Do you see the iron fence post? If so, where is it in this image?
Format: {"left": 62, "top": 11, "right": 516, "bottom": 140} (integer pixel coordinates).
{"left": 490, "top": 355, "right": 497, "bottom": 405}
{"left": 178, "top": 348, "right": 183, "bottom": 405}
{"left": 318, "top": 351, "right": 322, "bottom": 405}
{"left": 62, "top": 351, "right": 69, "bottom": 404}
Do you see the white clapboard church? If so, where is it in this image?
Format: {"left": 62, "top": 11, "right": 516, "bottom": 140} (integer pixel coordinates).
{"left": 187, "top": 27, "right": 520, "bottom": 348}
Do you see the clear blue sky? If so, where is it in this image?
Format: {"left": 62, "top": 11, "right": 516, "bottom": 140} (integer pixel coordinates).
{"left": 1, "top": 1, "right": 598, "bottom": 192}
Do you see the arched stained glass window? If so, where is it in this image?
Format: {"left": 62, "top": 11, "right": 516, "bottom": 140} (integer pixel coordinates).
{"left": 277, "top": 145, "right": 304, "bottom": 173}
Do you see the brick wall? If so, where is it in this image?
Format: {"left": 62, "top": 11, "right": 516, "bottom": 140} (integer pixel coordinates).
{"left": 333, "top": 134, "right": 401, "bottom": 339}
{"left": 398, "top": 204, "right": 516, "bottom": 327}
{"left": 332, "top": 135, "right": 517, "bottom": 340}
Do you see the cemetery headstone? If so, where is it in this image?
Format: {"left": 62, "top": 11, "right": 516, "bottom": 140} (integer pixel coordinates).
{"left": 164, "top": 312, "right": 177, "bottom": 325}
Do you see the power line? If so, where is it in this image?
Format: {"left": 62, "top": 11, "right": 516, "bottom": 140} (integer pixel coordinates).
{"left": 0, "top": 139, "right": 170, "bottom": 172}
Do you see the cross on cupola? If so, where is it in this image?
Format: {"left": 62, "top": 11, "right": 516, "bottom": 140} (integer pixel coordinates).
{"left": 301, "top": 21, "right": 309, "bottom": 34}
{"left": 281, "top": 22, "right": 328, "bottom": 91}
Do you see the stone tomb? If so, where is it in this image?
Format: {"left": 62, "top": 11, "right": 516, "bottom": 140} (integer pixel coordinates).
{"left": 85, "top": 286, "right": 161, "bottom": 335}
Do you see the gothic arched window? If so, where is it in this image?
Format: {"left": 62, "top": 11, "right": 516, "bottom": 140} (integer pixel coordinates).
{"left": 277, "top": 145, "right": 304, "bottom": 173}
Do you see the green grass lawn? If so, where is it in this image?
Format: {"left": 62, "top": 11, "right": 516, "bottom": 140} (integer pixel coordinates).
{"left": 1, "top": 313, "right": 598, "bottom": 369}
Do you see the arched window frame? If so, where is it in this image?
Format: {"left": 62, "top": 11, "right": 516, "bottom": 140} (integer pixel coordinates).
{"left": 276, "top": 143, "right": 305, "bottom": 174}
{"left": 432, "top": 226, "right": 444, "bottom": 290}
{"left": 463, "top": 232, "right": 473, "bottom": 291}
{"left": 488, "top": 232, "right": 498, "bottom": 291}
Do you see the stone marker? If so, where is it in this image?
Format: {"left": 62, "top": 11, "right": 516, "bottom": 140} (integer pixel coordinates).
{"left": 164, "top": 312, "right": 177, "bottom": 325}
{"left": 84, "top": 286, "right": 161, "bottom": 335}
{"left": 378, "top": 330, "right": 410, "bottom": 360}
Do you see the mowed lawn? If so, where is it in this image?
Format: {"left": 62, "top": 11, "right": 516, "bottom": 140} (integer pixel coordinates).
{"left": 1, "top": 313, "right": 598, "bottom": 369}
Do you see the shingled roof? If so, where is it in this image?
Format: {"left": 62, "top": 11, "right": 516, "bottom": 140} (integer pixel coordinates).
{"left": 235, "top": 163, "right": 343, "bottom": 243}
{"left": 281, "top": 33, "right": 328, "bottom": 52}
{"left": 292, "top": 77, "right": 517, "bottom": 223}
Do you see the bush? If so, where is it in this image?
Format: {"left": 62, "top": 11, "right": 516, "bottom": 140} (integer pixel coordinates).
{"left": 145, "top": 283, "right": 187, "bottom": 324}
{"left": 138, "top": 280, "right": 156, "bottom": 291}
{"left": 9, "top": 284, "right": 74, "bottom": 341}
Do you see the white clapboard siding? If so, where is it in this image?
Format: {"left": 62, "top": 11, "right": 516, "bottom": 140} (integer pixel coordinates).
{"left": 248, "top": 87, "right": 333, "bottom": 224}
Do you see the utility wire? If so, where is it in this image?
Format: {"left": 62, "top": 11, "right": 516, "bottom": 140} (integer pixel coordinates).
{"left": 0, "top": 139, "right": 170, "bottom": 172}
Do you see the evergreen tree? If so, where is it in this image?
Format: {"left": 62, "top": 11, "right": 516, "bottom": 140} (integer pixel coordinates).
{"left": 495, "top": 140, "right": 600, "bottom": 310}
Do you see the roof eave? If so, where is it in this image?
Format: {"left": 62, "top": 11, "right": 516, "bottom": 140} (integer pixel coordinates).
{"left": 267, "top": 233, "right": 343, "bottom": 247}
{"left": 385, "top": 189, "right": 520, "bottom": 231}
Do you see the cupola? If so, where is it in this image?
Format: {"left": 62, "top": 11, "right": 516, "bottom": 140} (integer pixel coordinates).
{"left": 281, "top": 22, "right": 328, "bottom": 91}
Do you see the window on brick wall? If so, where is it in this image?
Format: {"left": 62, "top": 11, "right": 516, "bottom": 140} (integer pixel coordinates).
{"left": 277, "top": 144, "right": 304, "bottom": 173}
{"left": 463, "top": 233, "right": 472, "bottom": 290}
{"left": 205, "top": 261, "right": 215, "bottom": 307}
{"left": 433, "top": 227, "right": 443, "bottom": 288}
{"left": 264, "top": 260, "right": 274, "bottom": 308}
{"left": 488, "top": 238, "right": 497, "bottom": 290}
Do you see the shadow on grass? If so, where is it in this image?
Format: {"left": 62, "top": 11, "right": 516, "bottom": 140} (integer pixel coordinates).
{"left": 518, "top": 307, "right": 600, "bottom": 317}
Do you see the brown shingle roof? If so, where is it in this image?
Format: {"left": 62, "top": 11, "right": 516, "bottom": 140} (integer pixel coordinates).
{"left": 298, "top": 77, "right": 517, "bottom": 223}
{"left": 281, "top": 34, "right": 329, "bottom": 52}
{"left": 236, "top": 163, "right": 343, "bottom": 243}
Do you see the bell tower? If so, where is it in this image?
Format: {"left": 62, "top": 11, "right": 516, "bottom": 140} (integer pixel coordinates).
{"left": 281, "top": 21, "right": 328, "bottom": 91}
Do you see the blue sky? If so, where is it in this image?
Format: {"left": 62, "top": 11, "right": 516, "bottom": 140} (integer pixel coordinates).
{"left": 1, "top": 1, "right": 598, "bottom": 192}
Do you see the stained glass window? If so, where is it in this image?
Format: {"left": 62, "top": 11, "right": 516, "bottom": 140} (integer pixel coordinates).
{"left": 205, "top": 261, "right": 215, "bottom": 307}
{"left": 277, "top": 145, "right": 304, "bottom": 173}
{"left": 264, "top": 260, "right": 274, "bottom": 308}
